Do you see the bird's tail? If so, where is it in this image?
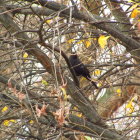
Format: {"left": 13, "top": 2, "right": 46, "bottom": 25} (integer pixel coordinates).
{"left": 86, "top": 76, "right": 98, "bottom": 89}
{"left": 91, "top": 81, "right": 98, "bottom": 89}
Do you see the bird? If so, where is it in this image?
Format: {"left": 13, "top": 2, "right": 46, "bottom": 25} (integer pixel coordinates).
{"left": 69, "top": 54, "right": 98, "bottom": 89}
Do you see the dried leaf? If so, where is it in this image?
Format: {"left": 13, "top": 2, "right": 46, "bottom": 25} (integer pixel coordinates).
{"left": 8, "top": 80, "right": 26, "bottom": 101}
{"left": 35, "top": 104, "right": 48, "bottom": 117}
{"left": 53, "top": 108, "right": 65, "bottom": 126}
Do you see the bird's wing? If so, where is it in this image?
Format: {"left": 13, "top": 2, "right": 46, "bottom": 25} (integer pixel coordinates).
{"left": 79, "top": 64, "right": 90, "bottom": 78}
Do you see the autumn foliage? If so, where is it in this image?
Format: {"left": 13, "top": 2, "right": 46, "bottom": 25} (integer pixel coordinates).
{"left": 0, "top": 0, "right": 140, "bottom": 140}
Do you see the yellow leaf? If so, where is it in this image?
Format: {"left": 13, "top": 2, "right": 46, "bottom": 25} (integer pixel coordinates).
{"left": 130, "top": 3, "right": 139, "bottom": 10}
{"left": 131, "top": 8, "right": 140, "bottom": 18}
{"left": 60, "top": 87, "right": 68, "bottom": 100}
{"left": 94, "top": 69, "right": 101, "bottom": 76}
{"left": 77, "top": 113, "right": 82, "bottom": 117}
{"left": 3, "top": 119, "right": 16, "bottom": 126}
{"left": 3, "top": 120, "right": 10, "bottom": 126}
{"left": 29, "top": 120, "right": 34, "bottom": 124}
{"left": 1, "top": 106, "right": 8, "bottom": 112}
{"left": 116, "top": 89, "right": 121, "bottom": 96}
{"left": 109, "top": 51, "right": 115, "bottom": 55}
{"left": 116, "top": 89, "right": 121, "bottom": 94}
{"left": 85, "top": 40, "right": 91, "bottom": 48}
{"left": 23, "top": 52, "right": 28, "bottom": 58}
{"left": 68, "top": 39, "right": 75, "bottom": 44}
{"left": 73, "top": 107, "right": 82, "bottom": 117}
{"left": 126, "top": 97, "right": 135, "bottom": 114}
{"left": 98, "top": 35, "right": 110, "bottom": 49}
{"left": 73, "top": 106, "right": 78, "bottom": 110}
{"left": 45, "top": 19, "right": 52, "bottom": 24}
{"left": 128, "top": 0, "right": 140, "bottom": 3}
{"left": 87, "top": 56, "right": 92, "bottom": 63}
{"left": 10, "top": 120, "right": 16, "bottom": 123}
{"left": 80, "top": 77, "right": 87, "bottom": 82}
{"left": 76, "top": 40, "right": 83, "bottom": 44}
{"left": 127, "top": 105, "right": 134, "bottom": 114}
{"left": 97, "top": 82, "right": 102, "bottom": 87}
{"left": 126, "top": 102, "right": 133, "bottom": 109}
{"left": 42, "top": 80, "right": 48, "bottom": 86}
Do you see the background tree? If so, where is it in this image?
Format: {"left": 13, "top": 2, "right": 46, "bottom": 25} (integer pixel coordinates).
{"left": 0, "top": 0, "right": 140, "bottom": 139}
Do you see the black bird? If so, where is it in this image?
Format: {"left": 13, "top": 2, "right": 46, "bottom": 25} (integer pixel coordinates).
{"left": 69, "top": 54, "right": 98, "bottom": 89}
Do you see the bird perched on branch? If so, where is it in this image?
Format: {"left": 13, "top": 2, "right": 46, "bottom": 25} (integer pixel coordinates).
{"left": 69, "top": 54, "right": 98, "bottom": 89}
